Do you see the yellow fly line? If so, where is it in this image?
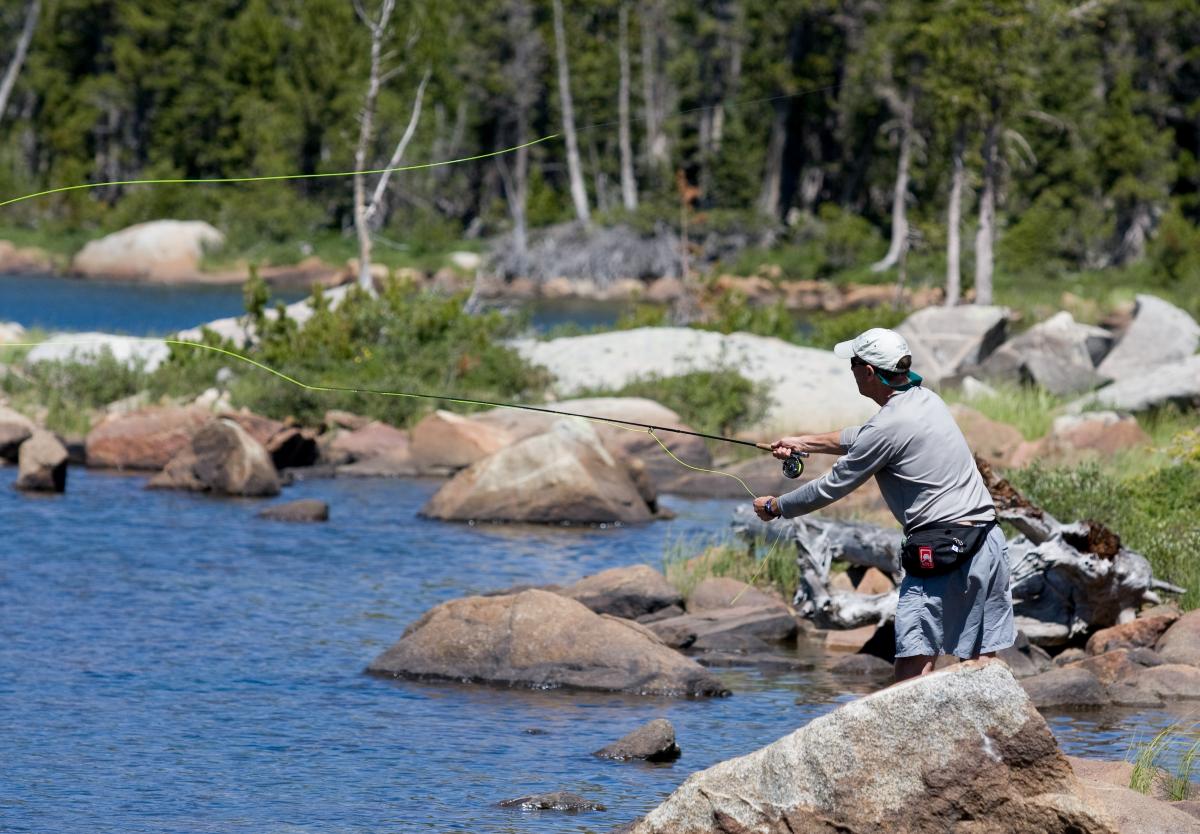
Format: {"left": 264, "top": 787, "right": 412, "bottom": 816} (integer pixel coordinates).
{"left": 0, "top": 135, "right": 559, "bottom": 209}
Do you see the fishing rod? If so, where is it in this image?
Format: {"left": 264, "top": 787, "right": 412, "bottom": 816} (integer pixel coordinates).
{"left": 303, "top": 378, "right": 808, "bottom": 479}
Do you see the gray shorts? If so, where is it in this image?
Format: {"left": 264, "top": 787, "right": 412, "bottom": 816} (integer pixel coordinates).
{"left": 895, "top": 526, "right": 1016, "bottom": 659}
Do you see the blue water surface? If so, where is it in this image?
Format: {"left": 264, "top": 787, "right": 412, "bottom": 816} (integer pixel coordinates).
{"left": 2, "top": 468, "right": 1194, "bottom": 833}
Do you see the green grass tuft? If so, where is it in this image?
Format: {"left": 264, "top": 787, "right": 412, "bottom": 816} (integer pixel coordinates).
{"left": 662, "top": 533, "right": 798, "bottom": 603}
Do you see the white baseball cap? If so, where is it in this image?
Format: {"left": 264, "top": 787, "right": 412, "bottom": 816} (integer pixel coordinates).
{"left": 833, "top": 328, "right": 912, "bottom": 372}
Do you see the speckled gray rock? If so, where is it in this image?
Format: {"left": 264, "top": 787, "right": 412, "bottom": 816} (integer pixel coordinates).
{"left": 625, "top": 662, "right": 1115, "bottom": 834}
{"left": 498, "top": 791, "right": 605, "bottom": 811}
{"left": 1020, "top": 666, "right": 1110, "bottom": 709}
{"left": 896, "top": 304, "right": 1009, "bottom": 385}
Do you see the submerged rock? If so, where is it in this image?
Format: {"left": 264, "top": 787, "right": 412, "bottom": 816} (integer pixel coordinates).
{"left": 497, "top": 791, "right": 605, "bottom": 811}
{"left": 593, "top": 719, "right": 681, "bottom": 762}
{"left": 257, "top": 499, "right": 328, "bottom": 522}
{"left": 624, "top": 662, "right": 1116, "bottom": 834}
{"left": 149, "top": 418, "right": 280, "bottom": 497}
{"left": 367, "top": 589, "right": 728, "bottom": 697}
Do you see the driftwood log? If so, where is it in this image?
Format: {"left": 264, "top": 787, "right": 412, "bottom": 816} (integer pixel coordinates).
{"left": 731, "top": 459, "right": 1184, "bottom": 642}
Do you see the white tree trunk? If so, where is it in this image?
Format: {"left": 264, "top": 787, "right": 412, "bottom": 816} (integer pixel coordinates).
{"left": 974, "top": 120, "right": 998, "bottom": 305}
{"left": 945, "top": 131, "right": 965, "bottom": 306}
{"left": 871, "top": 98, "right": 914, "bottom": 273}
{"left": 617, "top": 3, "right": 638, "bottom": 211}
{"left": 352, "top": 0, "right": 396, "bottom": 292}
{"left": 0, "top": 0, "right": 39, "bottom": 124}
{"left": 363, "top": 68, "right": 430, "bottom": 230}
{"left": 552, "top": 0, "right": 590, "bottom": 225}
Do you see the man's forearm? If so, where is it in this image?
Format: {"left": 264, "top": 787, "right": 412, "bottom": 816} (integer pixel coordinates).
{"left": 804, "top": 430, "right": 847, "bottom": 455}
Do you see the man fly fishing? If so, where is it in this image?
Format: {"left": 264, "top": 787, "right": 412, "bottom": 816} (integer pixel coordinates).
{"left": 752, "top": 328, "right": 1015, "bottom": 682}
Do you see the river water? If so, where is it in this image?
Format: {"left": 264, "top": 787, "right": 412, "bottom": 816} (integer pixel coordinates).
{"left": 2, "top": 469, "right": 1194, "bottom": 834}
{"left": 2, "top": 273, "right": 1195, "bottom": 832}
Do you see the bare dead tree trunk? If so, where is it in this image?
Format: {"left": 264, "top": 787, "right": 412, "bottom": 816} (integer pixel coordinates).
{"left": 945, "top": 128, "right": 966, "bottom": 306}
{"left": 552, "top": 0, "right": 589, "bottom": 225}
{"left": 352, "top": 0, "right": 395, "bottom": 292}
{"left": 871, "top": 91, "right": 914, "bottom": 273}
{"left": 617, "top": 2, "right": 638, "bottom": 211}
{"left": 0, "top": 0, "right": 38, "bottom": 124}
{"left": 974, "top": 118, "right": 999, "bottom": 305}
{"left": 364, "top": 68, "right": 430, "bottom": 230}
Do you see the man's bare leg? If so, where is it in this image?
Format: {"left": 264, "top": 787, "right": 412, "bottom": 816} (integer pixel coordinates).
{"left": 894, "top": 654, "right": 935, "bottom": 682}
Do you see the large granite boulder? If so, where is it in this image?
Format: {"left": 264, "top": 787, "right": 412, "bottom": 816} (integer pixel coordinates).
{"left": 558, "top": 564, "right": 682, "bottom": 620}
{"left": 625, "top": 662, "right": 1115, "bottom": 834}
{"left": 409, "top": 409, "right": 511, "bottom": 475}
{"left": 511, "top": 328, "right": 877, "bottom": 435}
{"left": 1157, "top": 610, "right": 1200, "bottom": 667}
{"left": 72, "top": 220, "right": 224, "bottom": 282}
{"left": 896, "top": 304, "right": 1009, "bottom": 386}
{"left": 85, "top": 405, "right": 211, "bottom": 469}
{"left": 1069, "top": 757, "right": 1200, "bottom": 833}
{"left": 367, "top": 589, "right": 727, "bottom": 697}
{"left": 980, "top": 311, "right": 1112, "bottom": 395}
{"left": 420, "top": 419, "right": 659, "bottom": 523}
{"left": 15, "top": 430, "right": 69, "bottom": 492}
{"left": 149, "top": 418, "right": 280, "bottom": 496}
{"left": 0, "top": 404, "right": 35, "bottom": 461}
{"left": 1098, "top": 294, "right": 1200, "bottom": 381}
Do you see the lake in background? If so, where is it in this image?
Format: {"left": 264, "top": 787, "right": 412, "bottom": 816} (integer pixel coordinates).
{"left": 0, "top": 272, "right": 630, "bottom": 337}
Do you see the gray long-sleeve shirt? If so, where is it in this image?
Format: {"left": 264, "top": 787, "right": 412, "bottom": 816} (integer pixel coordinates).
{"left": 775, "top": 386, "right": 996, "bottom": 531}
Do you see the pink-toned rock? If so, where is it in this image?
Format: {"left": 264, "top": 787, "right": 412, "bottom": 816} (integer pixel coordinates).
{"left": 221, "top": 411, "right": 318, "bottom": 469}
{"left": 1065, "top": 649, "right": 1145, "bottom": 685}
{"left": 15, "top": 430, "right": 68, "bottom": 492}
{"left": 855, "top": 566, "right": 895, "bottom": 595}
{"left": 409, "top": 409, "right": 510, "bottom": 474}
{"left": 148, "top": 418, "right": 279, "bottom": 496}
{"left": 329, "top": 420, "right": 410, "bottom": 462}
{"left": 85, "top": 406, "right": 211, "bottom": 469}
{"left": 72, "top": 220, "right": 224, "bottom": 282}
{"left": 950, "top": 404, "right": 1026, "bottom": 469}
{"left": 822, "top": 624, "right": 877, "bottom": 653}
{"left": 367, "top": 589, "right": 726, "bottom": 697}
{"left": 1043, "top": 412, "right": 1151, "bottom": 462}
{"left": 1157, "top": 610, "right": 1200, "bottom": 667}
{"left": 1086, "top": 616, "right": 1174, "bottom": 655}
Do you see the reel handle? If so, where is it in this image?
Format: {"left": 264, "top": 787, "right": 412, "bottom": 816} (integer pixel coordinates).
{"left": 755, "top": 443, "right": 807, "bottom": 479}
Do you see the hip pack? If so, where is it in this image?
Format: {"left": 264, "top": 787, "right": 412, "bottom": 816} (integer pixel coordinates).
{"left": 901, "top": 519, "right": 997, "bottom": 578}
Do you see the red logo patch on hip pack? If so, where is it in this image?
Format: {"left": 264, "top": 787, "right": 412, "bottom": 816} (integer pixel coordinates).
{"left": 918, "top": 546, "right": 934, "bottom": 570}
